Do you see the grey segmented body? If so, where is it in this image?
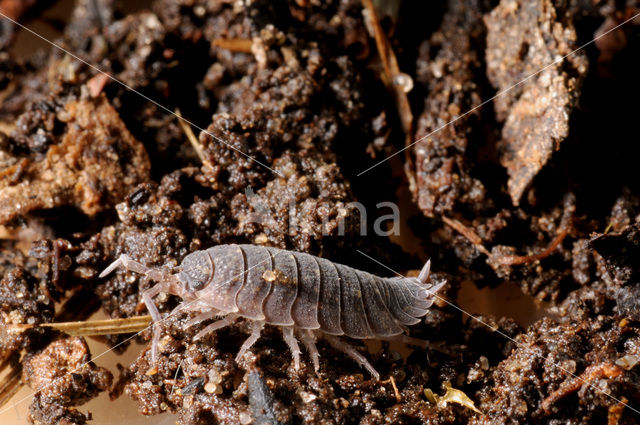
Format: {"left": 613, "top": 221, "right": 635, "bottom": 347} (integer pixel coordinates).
{"left": 100, "top": 244, "right": 445, "bottom": 379}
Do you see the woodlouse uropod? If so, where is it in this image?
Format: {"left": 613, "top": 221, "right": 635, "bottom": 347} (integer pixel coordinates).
{"left": 99, "top": 244, "right": 445, "bottom": 379}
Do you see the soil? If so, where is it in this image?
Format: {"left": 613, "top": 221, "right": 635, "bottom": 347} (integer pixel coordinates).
{"left": 0, "top": 0, "right": 639, "bottom": 424}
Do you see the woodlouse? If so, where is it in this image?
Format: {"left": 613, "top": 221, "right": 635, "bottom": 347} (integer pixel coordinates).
{"left": 99, "top": 244, "right": 445, "bottom": 379}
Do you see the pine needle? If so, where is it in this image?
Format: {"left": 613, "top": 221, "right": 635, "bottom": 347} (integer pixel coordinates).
{"left": 9, "top": 315, "right": 152, "bottom": 337}
{"left": 0, "top": 365, "right": 22, "bottom": 409}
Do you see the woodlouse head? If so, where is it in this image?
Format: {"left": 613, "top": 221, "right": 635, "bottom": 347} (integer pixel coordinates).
{"left": 178, "top": 251, "right": 215, "bottom": 291}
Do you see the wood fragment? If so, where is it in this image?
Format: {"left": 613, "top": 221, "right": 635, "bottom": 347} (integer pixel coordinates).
{"left": 492, "top": 228, "right": 568, "bottom": 266}
{"left": 0, "top": 364, "right": 22, "bottom": 409}
{"left": 361, "top": 0, "right": 415, "bottom": 186}
{"left": 212, "top": 38, "right": 253, "bottom": 53}
{"left": 382, "top": 376, "right": 401, "bottom": 403}
{"left": 608, "top": 396, "right": 629, "bottom": 425}
{"left": 541, "top": 363, "right": 623, "bottom": 414}
{"left": 442, "top": 216, "right": 490, "bottom": 256}
{"left": 175, "top": 108, "right": 211, "bottom": 167}
{"left": 87, "top": 73, "right": 111, "bottom": 98}
{"left": 9, "top": 315, "right": 152, "bottom": 336}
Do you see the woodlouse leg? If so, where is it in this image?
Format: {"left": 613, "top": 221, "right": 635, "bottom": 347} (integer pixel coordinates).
{"left": 417, "top": 259, "right": 431, "bottom": 283}
{"left": 142, "top": 284, "right": 173, "bottom": 363}
{"left": 324, "top": 335, "right": 380, "bottom": 380}
{"left": 299, "top": 330, "right": 320, "bottom": 373}
{"left": 141, "top": 292, "right": 161, "bottom": 363}
{"left": 163, "top": 298, "right": 205, "bottom": 323}
{"left": 380, "top": 334, "right": 452, "bottom": 355}
{"left": 142, "top": 276, "right": 192, "bottom": 363}
{"left": 387, "top": 334, "right": 428, "bottom": 349}
{"left": 194, "top": 314, "right": 238, "bottom": 341}
{"left": 236, "top": 322, "right": 264, "bottom": 363}
{"left": 185, "top": 309, "right": 219, "bottom": 329}
{"left": 281, "top": 327, "right": 301, "bottom": 370}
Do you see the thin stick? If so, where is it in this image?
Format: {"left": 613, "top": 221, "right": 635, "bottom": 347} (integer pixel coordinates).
{"left": 175, "top": 108, "right": 211, "bottom": 167}
{"left": 443, "top": 215, "right": 569, "bottom": 265}
{"left": 492, "top": 228, "right": 568, "bottom": 266}
{"left": 380, "top": 376, "right": 401, "bottom": 403}
{"left": 442, "top": 216, "right": 490, "bottom": 256}
{"left": 361, "top": 0, "right": 416, "bottom": 186}
{"left": 9, "top": 315, "right": 152, "bottom": 337}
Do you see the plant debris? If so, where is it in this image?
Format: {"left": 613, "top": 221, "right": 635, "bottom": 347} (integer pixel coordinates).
{"left": 11, "top": 315, "right": 152, "bottom": 337}
{"left": 424, "top": 381, "right": 481, "bottom": 414}
{"left": 484, "top": 0, "right": 589, "bottom": 205}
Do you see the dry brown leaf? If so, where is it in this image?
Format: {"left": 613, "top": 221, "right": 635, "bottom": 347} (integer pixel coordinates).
{"left": 484, "top": 0, "right": 588, "bottom": 205}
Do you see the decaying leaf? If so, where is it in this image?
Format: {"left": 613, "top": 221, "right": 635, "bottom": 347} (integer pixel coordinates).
{"left": 484, "top": 0, "right": 588, "bottom": 205}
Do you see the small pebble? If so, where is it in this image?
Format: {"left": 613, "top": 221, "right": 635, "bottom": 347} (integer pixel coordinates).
{"left": 183, "top": 395, "right": 194, "bottom": 409}
{"left": 262, "top": 270, "right": 277, "bottom": 282}
{"left": 239, "top": 411, "right": 253, "bottom": 424}
{"left": 299, "top": 391, "right": 317, "bottom": 403}
{"left": 204, "top": 382, "right": 218, "bottom": 394}
{"left": 615, "top": 355, "right": 640, "bottom": 370}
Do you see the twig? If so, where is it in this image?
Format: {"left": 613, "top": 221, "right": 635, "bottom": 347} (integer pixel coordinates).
{"left": 492, "top": 228, "right": 568, "bottom": 266}
{"left": 380, "top": 376, "right": 401, "bottom": 403}
{"left": 8, "top": 315, "right": 152, "bottom": 337}
{"left": 443, "top": 215, "right": 568, "bottom": 265}
{"left": 175, "top": 108, "right": 211, "bottom": 167}
{"left": 442, "top": 216, "right": 490, "bottom": 256}
{"left": 0, "top": 364, "right": 22, "bottom": 409}
{"left": 540, "top": 363, "right": 623, "bottom": 415}
{"left": 361, "top": 0, "right": 415, "bottom": 186}
{"left": 361, "top": 0, "right": 414, "bottom": 131}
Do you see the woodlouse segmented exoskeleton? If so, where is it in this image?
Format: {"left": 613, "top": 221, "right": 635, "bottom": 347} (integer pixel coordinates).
{"left": 99, "top": 244, "right": 445, "bottom": 379}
